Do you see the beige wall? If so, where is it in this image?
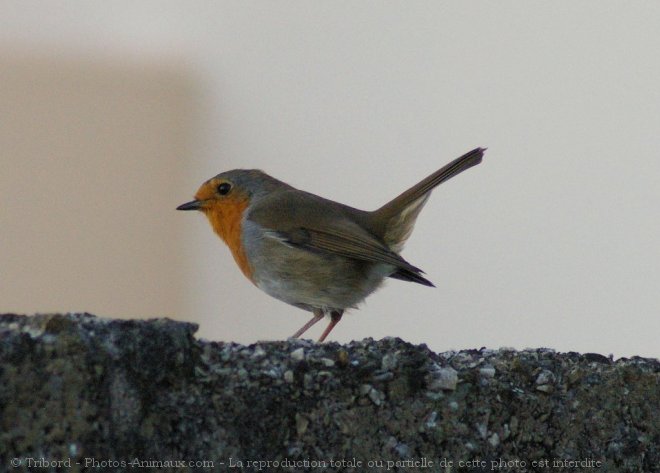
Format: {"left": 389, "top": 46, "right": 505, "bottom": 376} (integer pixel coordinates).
{"left": 1, "top": 2, "right": 659, "bottom": 358}
{"left": 0, "top": 52, "right": 194, "bottom": 319}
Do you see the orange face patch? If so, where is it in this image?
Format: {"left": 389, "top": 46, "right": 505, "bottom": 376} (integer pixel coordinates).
{"left": 195, "top": 180, "right": 254, "bottom": 282}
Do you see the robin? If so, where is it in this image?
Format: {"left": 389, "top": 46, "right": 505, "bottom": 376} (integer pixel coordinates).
{"left": 178, "top": 147, "right": 484, "bottom": 341}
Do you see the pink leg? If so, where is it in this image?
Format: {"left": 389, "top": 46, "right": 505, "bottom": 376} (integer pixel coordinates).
{"left": 291, "top": 309, "right": 323, "bottom": 338}
{"left": 317, "top": 310, "right": 343, "bottom": 342}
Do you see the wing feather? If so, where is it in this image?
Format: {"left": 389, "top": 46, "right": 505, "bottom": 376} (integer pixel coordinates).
{"left": 250, "top": 190, "right": 433, "bottom": 286}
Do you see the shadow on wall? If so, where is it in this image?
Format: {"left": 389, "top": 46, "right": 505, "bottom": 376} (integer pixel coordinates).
{"left": 0, "top": 49, "right": 198, "bottom": 319}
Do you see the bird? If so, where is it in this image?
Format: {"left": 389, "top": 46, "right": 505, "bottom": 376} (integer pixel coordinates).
{"left": 177, "top": 147, "right": 484, "bottom": 341}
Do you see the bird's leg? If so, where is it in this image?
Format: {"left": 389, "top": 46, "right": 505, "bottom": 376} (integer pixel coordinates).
{"left": 317, "top": 310, "right": 343, "bottom": 342}
{"left": 291, "top": 309, "right": 324, "bottom": 339}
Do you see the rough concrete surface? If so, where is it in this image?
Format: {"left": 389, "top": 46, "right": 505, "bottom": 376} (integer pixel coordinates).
{"left": 0, "top": 313, "right": 657, "bottom": 473}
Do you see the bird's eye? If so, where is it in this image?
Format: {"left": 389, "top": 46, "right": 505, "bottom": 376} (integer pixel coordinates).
{"left": 217, "top": 182, "right": 232, "bottom": 195}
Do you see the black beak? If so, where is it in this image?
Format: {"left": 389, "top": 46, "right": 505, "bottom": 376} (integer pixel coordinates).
{"left": 176, "top": 200, "right": 202, "bottom": 211}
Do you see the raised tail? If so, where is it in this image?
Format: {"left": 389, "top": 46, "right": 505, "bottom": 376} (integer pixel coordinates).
{"left": 372, "top": 147, "right": 485, "bottom": 252}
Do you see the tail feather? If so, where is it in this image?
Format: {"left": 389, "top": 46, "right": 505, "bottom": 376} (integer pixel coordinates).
{"left": 373, "top": 147, "right": 485, "bottom": 251}
{"left": 377, "top": 147, "right": 484, "bottom": 220}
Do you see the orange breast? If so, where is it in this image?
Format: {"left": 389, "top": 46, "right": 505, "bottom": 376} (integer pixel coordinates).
{"left": 205, "top": 196, "right": 254, "bottom": 282}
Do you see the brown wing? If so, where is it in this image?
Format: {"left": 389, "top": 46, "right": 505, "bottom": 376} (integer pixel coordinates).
{"left": 248, "top": 190, "right": 434, "bottom": 286}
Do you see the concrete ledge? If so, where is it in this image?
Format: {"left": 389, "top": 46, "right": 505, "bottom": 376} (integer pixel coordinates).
{"left": 1, "top": 313, "right": 658, "bottom": 472}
